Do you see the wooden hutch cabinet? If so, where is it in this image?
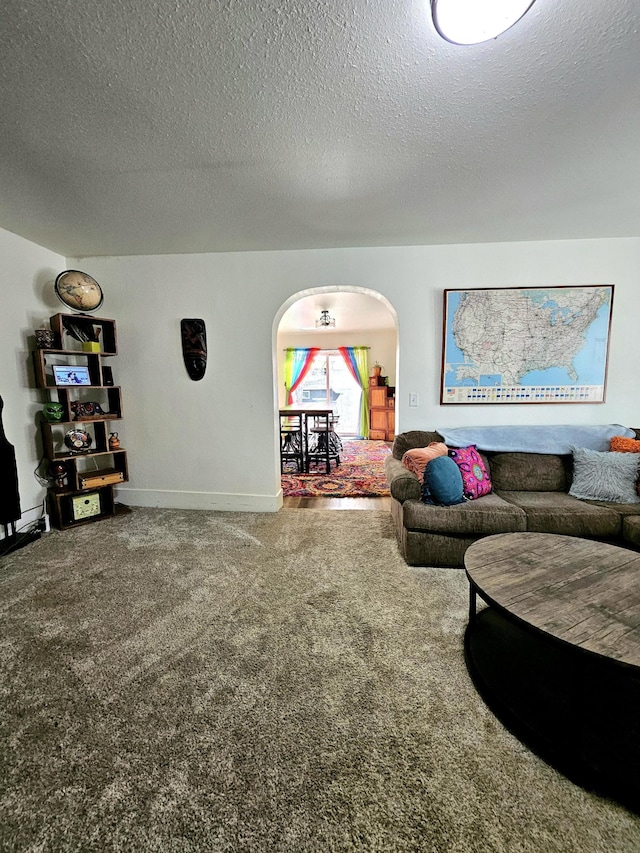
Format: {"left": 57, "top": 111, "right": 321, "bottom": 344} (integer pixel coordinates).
{"left": 368, "top": 376, "right": 395, "bottom": 441}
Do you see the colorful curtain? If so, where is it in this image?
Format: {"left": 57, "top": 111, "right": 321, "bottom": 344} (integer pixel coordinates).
{"left": 284, "top": 348, "right": 320, "bottom": 405}
{"left": 338, "top": 346, "right": 370, "bottom": 438}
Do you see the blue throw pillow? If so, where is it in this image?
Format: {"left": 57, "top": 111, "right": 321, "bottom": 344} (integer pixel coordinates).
{"left": 422, "top": 456, "right": 466, "bottom": 506}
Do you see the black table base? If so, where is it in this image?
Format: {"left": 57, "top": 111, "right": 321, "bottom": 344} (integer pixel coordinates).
{"left": 465, "top": 607, "right": 640, "bottom": 813}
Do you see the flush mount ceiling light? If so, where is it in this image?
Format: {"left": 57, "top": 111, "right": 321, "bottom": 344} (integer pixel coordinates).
{"left": 315, "top": 310, "right": 336, "bottom": 328}
{"left": 431, "top": 0, "right": 537, "bottom": 45}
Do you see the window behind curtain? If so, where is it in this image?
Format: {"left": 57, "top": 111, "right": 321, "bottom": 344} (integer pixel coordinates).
{"left": 292, "top": 350, "right": 362, "bottom": 435}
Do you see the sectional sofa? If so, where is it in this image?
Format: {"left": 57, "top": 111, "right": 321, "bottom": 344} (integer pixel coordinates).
{"left": 385, "top": 426, "right": 640, "bottom": 568}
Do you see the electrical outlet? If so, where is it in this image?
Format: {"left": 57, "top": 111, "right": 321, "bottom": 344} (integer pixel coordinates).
{"left": 409, "top": 392, "right": 419, "bottom": 407}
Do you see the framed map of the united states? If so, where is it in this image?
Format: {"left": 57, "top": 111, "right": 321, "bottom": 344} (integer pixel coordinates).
{"left": 441, "top": 285, "right": 614, "bottom": 405}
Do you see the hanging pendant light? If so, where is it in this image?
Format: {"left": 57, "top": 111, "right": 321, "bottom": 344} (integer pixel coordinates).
{"left": 431, "top": 0, "right": 537, "bottom": 45}
{"left": 316, "top": 310, "right": 336, "bottom": 328}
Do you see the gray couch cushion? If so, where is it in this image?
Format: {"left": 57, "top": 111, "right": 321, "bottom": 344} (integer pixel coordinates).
{"left": 496, "top": 490, "right": 622, "bottom": 537}
{"left": 402, "top": 493, "right": 526, "bottom": 536}
{"left": 488, "top": 452, "right": 571, "bottom": 492}
{"left": 402, "top": 530, "right": 482, "bottom": 568}
{"left": 623, "top": 516, "right": 640, "bottom": 548}
{"left": 588, "top": 499, "right": 640, "bottom": 516}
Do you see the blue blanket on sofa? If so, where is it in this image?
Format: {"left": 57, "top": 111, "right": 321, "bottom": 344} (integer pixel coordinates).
{"left": 436, "top": 424, "right": 636, "bottom": 454}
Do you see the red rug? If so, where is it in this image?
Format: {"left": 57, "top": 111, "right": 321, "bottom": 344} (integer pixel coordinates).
{"left": 281, "top": 439, "right": 391, "bottom": 497}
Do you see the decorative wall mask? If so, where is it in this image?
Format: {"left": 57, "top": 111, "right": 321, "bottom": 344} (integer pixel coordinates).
{"left": 181, "top": 319, "right": 207, "bottom": 381}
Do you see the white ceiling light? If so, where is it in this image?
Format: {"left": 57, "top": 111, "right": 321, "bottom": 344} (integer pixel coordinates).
{"left": 431, "top": 0, "right": 537, "bottom": 45}
{"left": 315, "top": 310, "right": 336, "bottom": 328}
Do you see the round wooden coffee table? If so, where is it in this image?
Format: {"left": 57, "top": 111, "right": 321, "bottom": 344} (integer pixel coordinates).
{"left": 464, "top": 532, "right": 640, "bottom": 810}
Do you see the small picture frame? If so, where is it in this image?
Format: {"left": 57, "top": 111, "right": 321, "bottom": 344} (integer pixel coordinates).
{"left": 52, "top": 365, "right": 92, "bottom": 386}
{"left": 71, "top": 492, "right": 101, "bottom": 520}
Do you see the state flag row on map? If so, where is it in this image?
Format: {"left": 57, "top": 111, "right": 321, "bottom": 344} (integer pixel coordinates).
{"left": 443, "top": 385, "right": 605, "bottom": 403}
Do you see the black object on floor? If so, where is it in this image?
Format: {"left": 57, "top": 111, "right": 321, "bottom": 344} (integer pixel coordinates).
{"left": 1, "top": 528, "right": 41, "bottom": 557}
{"left": 0, "top": 394, "right": 21, "bottom": 527}
{"left": 465, "top": 607, "right": 640, "bottom": 814}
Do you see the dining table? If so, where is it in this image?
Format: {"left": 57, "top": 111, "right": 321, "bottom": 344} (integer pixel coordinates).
{"left": 279, "top": 405, "right": 335, "bottom": 472}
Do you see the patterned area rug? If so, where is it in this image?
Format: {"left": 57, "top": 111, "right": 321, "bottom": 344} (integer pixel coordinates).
{"left": 281, "top": 439, "right": 391, "bottom": 497}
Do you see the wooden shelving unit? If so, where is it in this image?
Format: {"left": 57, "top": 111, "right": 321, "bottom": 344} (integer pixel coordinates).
{"left": 33, "top": 314, "right": 129, "bottom": 529}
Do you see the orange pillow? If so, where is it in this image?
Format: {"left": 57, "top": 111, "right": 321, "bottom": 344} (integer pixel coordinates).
{"left": 610, "top": 436, "right": 640, "bottom": 453}
{"left": 610, "top": 435, "right": 640, "bottom": 496}
{"left": 402, "top": 442, "right": 448, "bottom": 484}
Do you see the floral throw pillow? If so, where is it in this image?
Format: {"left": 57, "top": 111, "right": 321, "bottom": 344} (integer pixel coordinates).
{"left": 447, "top": 445, "right": 492, "bottom": 500}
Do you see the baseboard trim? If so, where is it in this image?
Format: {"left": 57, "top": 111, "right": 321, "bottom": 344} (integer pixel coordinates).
{"left": 115, "top": 487, "right": 283, "bottom": 513}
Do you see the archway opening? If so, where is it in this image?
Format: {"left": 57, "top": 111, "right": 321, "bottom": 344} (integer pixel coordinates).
{"left": 273, "top": 286, "right": 399, "bottom": 501}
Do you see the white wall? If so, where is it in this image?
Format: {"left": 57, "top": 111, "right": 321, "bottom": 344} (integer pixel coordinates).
{"left": 65, "top": 237, "right": 640, "bottom": 513}
{"left": 0, "top": 228, "right": 66, "bottom": 534}
{"left": 4, "top": 229, "right": 636, "bottom": 525}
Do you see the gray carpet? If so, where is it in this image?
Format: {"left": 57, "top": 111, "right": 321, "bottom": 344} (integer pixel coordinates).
{"left": 1, "top": 507, "right": 639, "bottom": 852}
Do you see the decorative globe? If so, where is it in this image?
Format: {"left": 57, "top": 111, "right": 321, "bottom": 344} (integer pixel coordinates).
{"left": 54, "top": 270, "right": 103, "bottom": 313}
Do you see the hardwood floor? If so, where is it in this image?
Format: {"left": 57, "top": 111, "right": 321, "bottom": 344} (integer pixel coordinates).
{"left": 282, "top": 496, "right": 391, "bottom": 510}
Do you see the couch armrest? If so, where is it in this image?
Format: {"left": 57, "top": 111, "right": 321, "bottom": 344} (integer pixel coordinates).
{"left": 385, "top": 455, "right": 421, "bottom": 503}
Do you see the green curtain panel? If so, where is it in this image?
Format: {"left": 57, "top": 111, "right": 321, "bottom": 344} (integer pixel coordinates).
{"left": 338, "top": 346, "right": 369, "bottom": 438}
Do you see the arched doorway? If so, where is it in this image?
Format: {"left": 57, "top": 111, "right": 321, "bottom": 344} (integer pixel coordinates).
{"left": 273, "top": 286, "right": 398, "bottom": 498}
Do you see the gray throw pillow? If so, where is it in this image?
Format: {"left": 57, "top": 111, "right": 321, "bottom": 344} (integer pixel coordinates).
{"left": 569, "top": 447, "right": 640, "bottom": 503}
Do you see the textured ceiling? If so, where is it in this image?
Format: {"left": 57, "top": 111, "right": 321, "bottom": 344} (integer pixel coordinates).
{"left": 1, "top": 0, "right": 639, "bottom": 257}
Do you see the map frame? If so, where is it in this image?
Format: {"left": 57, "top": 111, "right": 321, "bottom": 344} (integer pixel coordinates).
{"left": 440, "top": 285, "right": 614, "bottom": 405}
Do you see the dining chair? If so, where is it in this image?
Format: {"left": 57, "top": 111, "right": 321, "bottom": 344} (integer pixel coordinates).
{"left": 279, "top": 412, "right": 305, "bottom": 473}
{"left": 306, "top": 412, "right": 340, "bottom": 473}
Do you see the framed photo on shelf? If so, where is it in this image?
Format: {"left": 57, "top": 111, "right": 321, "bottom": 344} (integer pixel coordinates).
{"left": 52, "top": 365, "right": 92, "bottom": 386}
{"left": 441, "top": 285, "right": 614, "bottom": 404}
{"left": 71, "top": 492, "right": 101, "bottom": 521}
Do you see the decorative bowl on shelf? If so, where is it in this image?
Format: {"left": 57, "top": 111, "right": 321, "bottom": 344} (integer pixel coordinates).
{"left": 64, "top": 429, "right": 92, "bottom": 452}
